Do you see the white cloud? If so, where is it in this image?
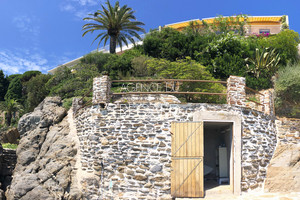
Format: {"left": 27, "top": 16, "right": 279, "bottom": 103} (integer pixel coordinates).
{"left": 75, "top": 9, "right": 91, "bottom": 19}
{"left": 60, "top": 0, "right": 101, "bottom": 19}
{"left": 0, "top": 49, "right": 49, "bottom": 75}
{"left": 12, "top": 15, "right": 40, "bottom": 37}
{"left": 75, "top": 0, "right": 97, "bottom": 6}
{"left": 60, "top": 4, "right": 76, "bottom": 12}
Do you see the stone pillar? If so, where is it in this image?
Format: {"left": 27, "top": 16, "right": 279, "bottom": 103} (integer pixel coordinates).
{"left": 259, "top": 89, "right": 274, "bottom": 115}
{"left": 93, "top": 75, "right": 111, "bottom": 104}
{"left": 227, "top": 75, "right": 246, "bottom": 107}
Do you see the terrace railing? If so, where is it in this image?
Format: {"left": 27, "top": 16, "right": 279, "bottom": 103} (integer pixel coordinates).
{"left": 90, "top": 75, "right": 274, "bottom": 115}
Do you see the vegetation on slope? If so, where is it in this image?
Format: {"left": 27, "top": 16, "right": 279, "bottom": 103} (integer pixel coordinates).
{"left": 0, "top": 14, "right": 300, "bottom": 130}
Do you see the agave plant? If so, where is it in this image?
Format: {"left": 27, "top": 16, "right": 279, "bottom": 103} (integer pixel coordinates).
{"left": 246, "top": 47, "right": 281, "bottom": 78}
{"left": 82, "top": 0, "right": 145, "bottom": 54}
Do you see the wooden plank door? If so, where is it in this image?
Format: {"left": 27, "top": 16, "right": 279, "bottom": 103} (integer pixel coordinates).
{"left": 171, "top": 122, "right": 204, "bottom": 198}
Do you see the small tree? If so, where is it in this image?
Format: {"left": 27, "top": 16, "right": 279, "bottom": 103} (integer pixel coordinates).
{"left": 26, "top": 74, "right": 52, "bottom": 112}
{"left": 5, "top": 77, "right": 23, "bottom": 102}
{"left": 209, "top": 14, "right": 249, "bottom": 35}
{"left": 0, "top": 70, "right": 9, "bottom": 101}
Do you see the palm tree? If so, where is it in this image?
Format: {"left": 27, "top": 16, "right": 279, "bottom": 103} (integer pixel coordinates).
{"left": 5, "top": 99, "right": 23, "bottom": 126}
{"left": 82, "top": 0, "right": 145, "bottom": 54}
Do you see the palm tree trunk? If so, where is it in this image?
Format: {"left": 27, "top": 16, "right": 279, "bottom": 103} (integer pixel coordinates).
{"left": 5, "top": 111, "right": 12, "bottom": 126}
{"left": 110, "top": 35, "right": 117, "bottom": 54}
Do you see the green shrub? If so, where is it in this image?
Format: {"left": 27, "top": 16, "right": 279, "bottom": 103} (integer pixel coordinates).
{"left": 145, "top": 57, "right": 226, "bottom": 103}
{"left": 7, "top": 74, "right": 21, "bottom": 82}
{"left": 20, "top": 71, "right": 41, "bottom": 82}
{"left": 81, "top": 52, "right": 112, "bottom": 72}
{"left": 275, "top": 63, "right": 300, "bottom": 117}
{"left": 258, "top": 30, "right": 300, "bottom": 65}
{"left": 47, "top": 64, "right": 100, "bottom": 99}
{"left": 1, "top": 143, "right": 18, "bottom": 149}
{"left": 26, "top": 74, "right": 52, "bottom": 112}
{"left": 131, "top": 55, "right": 151, "bottom": 77}
{"left": 63, "top": 97, "right": 74, "bottom": 110}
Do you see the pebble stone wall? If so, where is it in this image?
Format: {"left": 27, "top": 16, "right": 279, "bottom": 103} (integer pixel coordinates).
{"left": 75, "top": 103, "right": 277, "bottom": 199}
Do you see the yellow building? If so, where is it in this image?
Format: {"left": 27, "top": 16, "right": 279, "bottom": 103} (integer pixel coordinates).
{"left": 165, "top": 15, "right": 288, "bottom": 35}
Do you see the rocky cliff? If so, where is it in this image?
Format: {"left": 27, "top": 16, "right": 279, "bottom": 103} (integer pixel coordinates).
{"left": 6, "top": 97, "right": 82, "bottom": 200}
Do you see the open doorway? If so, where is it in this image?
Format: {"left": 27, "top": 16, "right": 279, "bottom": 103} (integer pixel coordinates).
{"left": 203, "top": 122, "right": 233, "bottom": 193}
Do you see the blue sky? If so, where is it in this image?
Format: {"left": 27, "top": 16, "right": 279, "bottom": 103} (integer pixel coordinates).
{"left": 0, "top": 0, "right": 299, "bottom": 75}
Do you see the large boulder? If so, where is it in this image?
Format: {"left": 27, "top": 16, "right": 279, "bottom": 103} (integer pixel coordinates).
{"left": 6, "top": 97, "right": 82, "bottom": 200}
{"left": 0, "top": 128, "right": 20, "bottom": 144}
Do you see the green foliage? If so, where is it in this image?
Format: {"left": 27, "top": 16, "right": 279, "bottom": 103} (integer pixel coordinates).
{"left": 26, "top": 74, "right": 52, "bottom": 112}
{"left": 81, "top": 52, "right": 112, "bottom": 72}
{"left": 209, "top": 14, "right": 249, "bottom": 35}
{"left": 47, "top": 64, "right": 100, "bottom": 99}
{"left": 145, "top": 57, "right": 226, "bottom": 103}
{"left": 275, "top": 63, "right": 300, "bottom": 118}
{"left": 143, "top": 28, "right": 200, "bottom": 61}
{"left": 1, "top": 143, "right": 18, "bottom": 149}
{"left": 281, "top": 15, "right": 289, "bottom": 30}
{"left": 5, "top": 77, "right": 23, "bottom": 102}
{"left": 197, "top": 33, "right": 251, "bottom": 78}
{"left": 131, "top": 55, "right": 151, "bottom": 77}
{"left": 62, "top": 97, "right": 74, "bottom": 110}
{"left": 7, "top": 74, "right": 21, "bottom": 82}
{"left": 20, "top": 71, "right": 41, "bottom": 82}
{"left": 0, "top": 70, "right": 9, "bottom": 101}
{"left": 246, "top": 47, "right": 281, "bottom": 78}
{"left": 82, "top": 0, "right": 145, "bottom": 54}
{"left": 4, "top": 99, "right": 23, "bottom": 126}
{"left": 106, "top": 49, "right": 142, "bottom": 78}
{"left": 80, "top": 49, "right": 143, "bottom": 79}
{"left": 258, "top": 30, "right": 300, "bottom": 65}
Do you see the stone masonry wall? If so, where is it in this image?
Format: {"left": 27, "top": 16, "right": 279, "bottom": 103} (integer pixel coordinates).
{"left": 0, "top": 148, "right": 17, "bottom": 195}
{"left": 276, "top": 118, "right": 300, "bottom": 144}
{"left": 75, "top": 103, "right": 276, "bottom": 199}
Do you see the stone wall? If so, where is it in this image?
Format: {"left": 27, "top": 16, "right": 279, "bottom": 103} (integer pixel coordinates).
{"left": 0, "top": 147, "right": 17, "bottom": 197}
{"left": 75, "top": 103, "right": 276, "bottom": 199}
{"left": 276, "top": 118, "right": 300, "bottom": 144}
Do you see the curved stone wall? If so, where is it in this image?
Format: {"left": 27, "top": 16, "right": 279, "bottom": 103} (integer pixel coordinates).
{"left": 75, "top": 103, "right": 276, "bottom": 199}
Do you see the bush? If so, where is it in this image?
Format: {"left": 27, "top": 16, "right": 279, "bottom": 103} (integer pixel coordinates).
{"left": 145, "top": 57, "right": 226, "bottom": 103}
{"left": 81, "top": 52, "right": 112, "bottom": 72}
{"left": 142, "top": 27, "right": 217, "bottom": 61}
{"left": 105, "top": 49, "right": 142, "bottom": 79}
{"left": 258, "top": 30, "right": 300, "bottom": 65}
{"left": 47, "top": 64, "right": 100, "bottom": 99}
{"left": 1, "top": 143, "right": 18, "bottom": 149}
{"left": 131, "top": 55, "right": 151, "bottom": 77}
{"left": 26, "top": 74, "right": 52, "bottom": 112}
{"left": 275, "top": 63, "right": 300, "bottom": 118}
{"left": 20, "top": 71, "right": 41, "bottom": 82}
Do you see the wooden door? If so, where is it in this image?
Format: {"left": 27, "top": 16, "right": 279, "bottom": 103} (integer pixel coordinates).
{"left": 171, "top": 122, "right": 204, "bottom": 198}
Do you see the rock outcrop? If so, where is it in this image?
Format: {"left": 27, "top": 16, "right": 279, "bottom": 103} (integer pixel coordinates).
{"left": 264, "top": 144, "right": 300, "bottom": 192}
{"left": 6, "top": 97, "right": 82, "bottom": 200}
